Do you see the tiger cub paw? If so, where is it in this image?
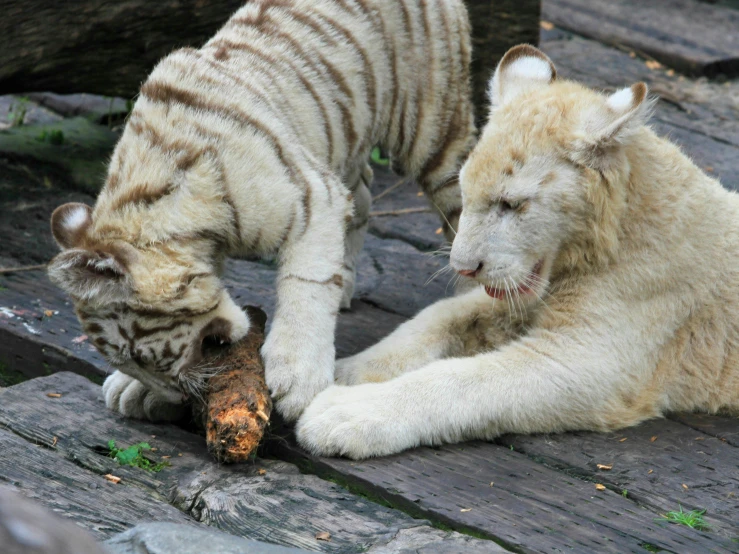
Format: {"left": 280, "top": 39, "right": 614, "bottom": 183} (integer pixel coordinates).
{"left": 102, "top": 371, "right": 187, "bottom": 422}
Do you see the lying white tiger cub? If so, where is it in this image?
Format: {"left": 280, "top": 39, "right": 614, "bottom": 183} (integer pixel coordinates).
{"left": 297, "top": 44, "right": 739, "bottom": 459}
{"left": 47, "top": 0, "right": 475, "bottom": 422}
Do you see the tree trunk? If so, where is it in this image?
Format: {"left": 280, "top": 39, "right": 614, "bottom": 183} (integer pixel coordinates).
{"left": 465, "top": 0, "right": 541, "bottom": 128}
{"left": 0, "top": 0, "right": 244, "bottom": 98}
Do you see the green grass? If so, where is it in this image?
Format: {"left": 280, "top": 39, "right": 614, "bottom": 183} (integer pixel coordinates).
{"left": 370, "top": 146, "right": 389, "bottom": 166}
{"left": 622, "top": 489, "right": 628, "bottom": 498}
{"left": 36, "top": 129, "right": 65, "bottom": 145}
{"left": 0, "top": 362, "right": 28, "bottom": 387}
{"left": 108, "top": 440, "right": 169, "bottom": 472}
{"left": 656, "top": 506, "right": 710, "bottom": 531}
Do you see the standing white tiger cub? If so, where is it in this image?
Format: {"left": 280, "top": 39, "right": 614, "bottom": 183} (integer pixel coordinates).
{"left": 47, "top": 0, "right": 475, "bottom": 421}
{"left": 296, "top": 45, "right": 739, "bottom": 459}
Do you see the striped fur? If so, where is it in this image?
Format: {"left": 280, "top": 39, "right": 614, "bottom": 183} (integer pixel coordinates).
{"left": 48, "top": 0, "right": 476, "bottom": 422}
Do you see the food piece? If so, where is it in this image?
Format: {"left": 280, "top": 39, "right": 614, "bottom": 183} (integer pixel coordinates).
{"left": 203, "top": 306, "right": 272, "bottom": 464}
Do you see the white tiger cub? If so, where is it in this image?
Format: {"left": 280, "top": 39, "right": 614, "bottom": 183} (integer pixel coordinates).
{"left": 296, "top": 45, "right": 739, "bottom": 459}
{"left": 47, "top": 0, "right": 475, "bottom": 422}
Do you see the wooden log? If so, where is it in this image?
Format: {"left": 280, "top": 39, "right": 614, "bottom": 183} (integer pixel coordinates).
{"left": 0, "top": 0, "right": 244, "bottom": 97}
{"left": 465, "top": 0, "right": 542, "bottom": 127}
{"left": 201, "top": 307, "right": 272, "bottom": 464}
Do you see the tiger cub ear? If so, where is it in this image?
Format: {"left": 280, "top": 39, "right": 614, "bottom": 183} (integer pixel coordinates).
{"left": 51, "top": 203, "right": 92, "bottom": 249}
{"left": 48, "top": 248, "right": 132, "bottom": 303}
{"left": 488, "top": 44, "right": 557, "bottom": 109}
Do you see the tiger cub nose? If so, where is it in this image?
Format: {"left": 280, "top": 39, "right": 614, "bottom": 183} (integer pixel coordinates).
{"left": 457, "top": 262, "right": 483, "bottom": 278}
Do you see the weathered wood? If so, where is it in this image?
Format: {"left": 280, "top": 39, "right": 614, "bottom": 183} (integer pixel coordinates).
{"left": 497, "top": 418, "right": 739, "bottom": 538}
{"left": 541, "top": 34, "right": 739, "bottom": 191}
{"left": 0, "top": 373, "right": 503, "bottom": 553}
{"left": 0, "top": 487, "right": 111, "bottom": 554}
{"left": 0, "top": 1, "right": 243, "bottom": 97}
{"left": 273, "top": 439, "right": 738, "bottom": 554}
{"left": 0, "top": 428, "right": 197, "bottom": 539}
{"left": 465, "top": 0, "right": 542, "bottom": 126}
{"left": 670, "top": 413, "right": 739, "bottom": 448}
{"left": 542, "top": 0, "right": 739, "bottom": 77}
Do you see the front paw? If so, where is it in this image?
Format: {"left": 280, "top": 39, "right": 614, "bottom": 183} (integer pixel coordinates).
{"left": 296, "top": 384, "right": 416, "bottom": 459}
{"left": 263, "top": 335, "right": 334, "bottom": 422}
{"left": 102, "top": 371, "right": 187, "bottom": 422}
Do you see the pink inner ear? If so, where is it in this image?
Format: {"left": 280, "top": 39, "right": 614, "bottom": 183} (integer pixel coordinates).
{"left": 51, "top": 203, "right": 92, "bottom": 249}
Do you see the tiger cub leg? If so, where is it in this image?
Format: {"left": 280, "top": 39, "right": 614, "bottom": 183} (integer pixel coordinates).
{"left": 103, "top": 371, "right": 187, "bottom": 422}
{"left": 263, "top": 172, "right": 351, "bottom": 422}
{"left": 340, "top": 164, "right": 372, "bottom": 309}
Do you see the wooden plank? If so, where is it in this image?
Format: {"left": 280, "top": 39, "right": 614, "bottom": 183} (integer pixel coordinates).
{"left": 497, "top": 418, "right": 739, "bottom": 538}
{"left": 670, "top": 413, "right": 739, "bottom": 448}
{"left": 0, "top": 373, "right": 504, "bottom": 553}
{"left": 274, "top": 439, "right": 737, "bottom": 554}
{"left": 542, "top": 0, "right": 739, "bottom": 77}
{"left": 0, "top": 428, "right": 198, "bottom": 540}
{"left": 541, "top": 34, "right": 739, "bottom": 191}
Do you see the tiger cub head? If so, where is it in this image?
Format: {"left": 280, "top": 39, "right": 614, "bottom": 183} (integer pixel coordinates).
{"left": 47, "top": 202, "right": 250, "bottom": 405}
{"left": 452, "top": 44, "right": 652, "bottom": 300}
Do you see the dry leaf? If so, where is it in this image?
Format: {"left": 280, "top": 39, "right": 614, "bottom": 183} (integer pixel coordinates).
{"left": 595, "top": 484, "right": 606, "bottom": 491}
{"left": 258, "top": 469, "right": 267, "bottom": 476}
{"left": 540, "top": 20, "right": 554, "bottom": 30}
{"left": 44, "top": 310, "right": 54, "bottom": 317}
{"left": 435, "top": 227, "right": 443, "bottom": 235}
{"left": 52, "top": 436, "right": 58, "bottom": 447}
{"left": 104, "top": 474, "right": 121, "bottom": 484}
{"left": 695, "top": 437, "right": 704, "bottom": 441}
{"left": 489, "top": 482, "right": 494, "bottom": 487}
{"left": 645, "top": 60, "right": 662, "bottom": 70}
{"left": 619, "top": 438, "right": 628, "bottom": 442}
{"left": 648, "top": 469, "right": 653, "bottom": 474}
{"left": 72, "top": 334, "right": 88, "bottom": 344}
{"left": 417, "top": 192, "right": 424, "bottom": 197}
{"left": 460, "top": 508, "right": 472, "bottom": 512}
{"left": 46, "top": 393, "right": 62, "bottom": 398}
{"left": 162, "top": 455, "right": 171, "bottom": 459}
{"left": 682, "top": 484, "right": 689, "bottom": 490}
{"left": 650, "top": 436, "right": 658, "bottom": 442}
{"left": 315, "top": 532, "right": 331, "bottom": 541}
{"left": 629, "top": 51, "right": 636, "bottom": 58}
{"left": 666, "top": 69, "right": 675, "bottom": 77}
{"left": 705, "top": 166, "right": 714, "bottom": 173}
{"left": 178, "top": 453, "right": 183, "bottom": 457}
{"left": 597, "top": 464, "right": 613, "bottom": 471}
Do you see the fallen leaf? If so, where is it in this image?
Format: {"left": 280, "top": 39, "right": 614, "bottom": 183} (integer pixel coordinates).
{"left": 619, "top": 438, "right": 628, "bottom": 442}
{"left": 104, "top": 474, "right": 121, "bottom": 484}
{"left": 682, "top": 484, "right": 689, "bottom": 490}
{"left": 72, "top": 334, "right": 88, "bottom": 344}
{"left": 705, "top": 166, "right": 714, "bottom": 172}
{"left": 597, "top": 464, "right": 613, "bottom": 470}
{"left": 161, "top": 455, "right": 171, "bottom": 459}
{"left": 666, "top": 69, "right": 675, "bottom": 77}
{"left": 460, "top": 508, "right": 472, "bottom": 512}
{"left": 648, "top": 469, "right": 653, "bottom": 474}
{"left": 435, "top": 227, "right": 443, "bottom": 235}
{"left": 315, "top": 532, "right": 331, "bottom": 541}
{"left": 178, "top": 453, "right": 183, "bottom": 457}
{"left": 645, "top": 60, "right": 662, "bottom": 70}
{"left": 650, "top": 436, "right": 658, "bottom": 442}
{"left": 489, "top": 482, "right": 494, "bottom": 487}
{"left": 258, "top": 469, "right": 267, "bottom": 476}
{"left": 52, "top": 436, "right": 58, "bottom": 447}
{"left": 540, "top": 20, "right": 554, "bottom": 30}
{"left": 695, "top": 437, "right": 704, "bottom": 441}
{"left": 629, "top": 51, "right": 636, "bottom": 58}
{"left": 595, "top": 484, "right": 606, "bottom": 491}
{"left": 417, "top": 191, "right": 424, "bottom": 197}
{"left": 44, "top": 310, "right": 54, "bottom": 317}
{"left": 46, "top": 393, "right": 62, "bottom": 398}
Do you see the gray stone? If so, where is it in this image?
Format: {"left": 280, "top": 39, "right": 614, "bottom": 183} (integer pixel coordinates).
{"left": 0, "top": 486, "right": 108, "bottom": 554}
{"left": 105, "top": 522, "right": 307, "bottom": 554}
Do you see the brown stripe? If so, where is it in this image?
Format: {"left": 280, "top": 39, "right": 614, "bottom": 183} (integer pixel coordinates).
{"left": 282, "top": 273, "right": 343, "bottom": 287}
{"left": 140, "top": 79, "right": 312, "bottom": 227}
{"left": 126, "top": 301, "right": 220, "bottom": 319}
{"left": 131, "top": 319, "right": 192, "bottom": 339}
{"left": 406, "top": 0, "right": 432, "bottom": 163}
{"left": 109, "top": 182, "right": 175, "bottom": 212}
{"left": 276, "top": 208, "right": 295, "bottom": 249}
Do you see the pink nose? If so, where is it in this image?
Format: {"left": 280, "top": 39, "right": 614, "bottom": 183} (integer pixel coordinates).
{"left": 457, "top": 263, "right": 482, "bottom": 278}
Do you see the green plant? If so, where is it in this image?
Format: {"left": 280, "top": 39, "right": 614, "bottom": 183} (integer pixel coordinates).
{"left": 622, "top": 489, "right": 628, "bottom": 498}
{"left": 656, "top": 506, "right": 709, "bottom": 531}
{"left": 36, "top": 129, "right": 65, "bottom": 145}
{"left": 0, "top": 362, "right": 27, "bottom": 387}
{"left": 107, "top": 440, "right": 169, "bottom": 472}
{"left": 8, "top": 97, "right": 28, "bottom": 127}
{"left": 370, "top": 146, "right": 389, "bottom": 166}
